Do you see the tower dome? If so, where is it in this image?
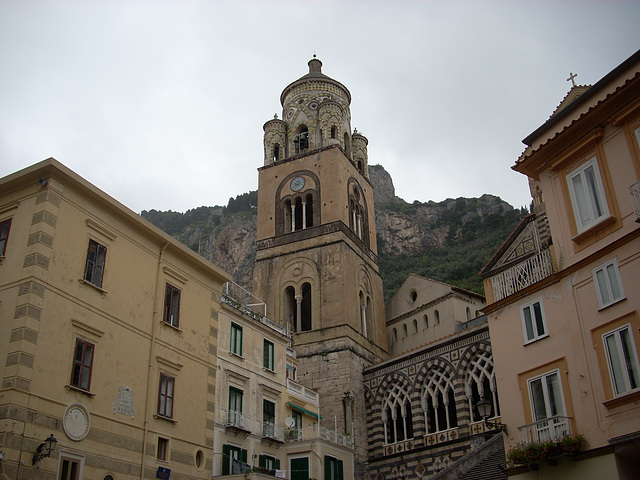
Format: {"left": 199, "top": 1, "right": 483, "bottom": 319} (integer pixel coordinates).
{"left": 263, "top": 57, "right": 355, "bottom": 163}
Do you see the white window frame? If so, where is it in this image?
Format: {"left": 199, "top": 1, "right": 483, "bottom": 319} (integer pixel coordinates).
{"left": 603, "top": 324, "right": 640, "bottom": 396}
{"left": 57, "top": 451, "right": 85, "bottom": 480}
{"left": 527, "top": 369, "right": 567, "bottom": 441}
{"left": 527, "top": 370, "right": 566, "bottom": 420}
{"left": 593, "top": 258, "right": 625, "bottom": 309}
{"left": 566, "top": 156, "right": 610, "bottom": 233}
{"left": 520, "top": 297, "right": 548, "bottom": 343}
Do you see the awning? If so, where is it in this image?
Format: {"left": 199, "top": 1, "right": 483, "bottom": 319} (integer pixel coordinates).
{"left": 287, "top": 402, "right": 322, "bottom": 420}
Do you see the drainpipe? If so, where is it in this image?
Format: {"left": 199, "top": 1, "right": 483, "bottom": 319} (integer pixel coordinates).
{"left": 139, "top": 242, "right": 169, "bottom": 479}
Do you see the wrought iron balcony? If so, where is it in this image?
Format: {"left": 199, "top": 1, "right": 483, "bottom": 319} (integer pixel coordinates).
{"left": 490, "top": 249, "right": 554, "bottom": 301}
{"left": 517, "top": 415, "right": 572, "bottom": 444}
{"left": 284, "top": 425, "right": 354, "bottom": 449}
{"left": 226, "top": 410, "right": 251, "bottom": 432}
{"left": 262, "top": 422, "right": 284, "bottom": 442}
{"left": 630, "top": 180, "right": 640, "bottom": 223}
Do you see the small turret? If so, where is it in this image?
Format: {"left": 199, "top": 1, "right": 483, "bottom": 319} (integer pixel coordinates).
{"left": 351, "top": 129, "right": 369, "bottom": 178}
{"left": 263, "top": 114, "right": 287, "bottom": 165}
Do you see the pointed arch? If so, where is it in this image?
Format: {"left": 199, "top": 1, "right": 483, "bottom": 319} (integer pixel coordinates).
{"left": 462, "top": 347, "right": 499, "bottom": 423}
{"left": 379, "top": 374, "right": 414, "bottom": 444}
{"left": 421, "top": 364, "right": 458, "bottom": 434}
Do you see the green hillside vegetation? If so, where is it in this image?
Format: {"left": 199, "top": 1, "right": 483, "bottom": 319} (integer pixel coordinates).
{"left": 378, "top": 203, "right": 524, "bottom": 303}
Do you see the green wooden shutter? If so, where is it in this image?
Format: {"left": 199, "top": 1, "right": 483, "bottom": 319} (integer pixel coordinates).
{"left": 222, "top": 445, "right": 230, "bottom": 475}
{"left": 259, "top": 455, "right": 266, "bottom": 469}
{"left": 241, "top": 448, "right": 247, "bottom": 463}
{"left": 338, "top": 459, "right": 343, "bottom": 480}
{"left": 324, "top": 455, "right": 330, "bottom": 480}
{"left": 275, "top": 457, "right": 281, "bottom": 469}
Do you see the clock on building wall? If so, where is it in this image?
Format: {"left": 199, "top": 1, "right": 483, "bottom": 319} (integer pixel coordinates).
{"left": 290, "top": 176, "right": 305, "bottom": 191}
{"left": 63, "top": 403, "right": 91, "bottom": 441}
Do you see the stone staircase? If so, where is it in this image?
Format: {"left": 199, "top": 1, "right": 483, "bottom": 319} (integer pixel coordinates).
{"left": 430, "top": 433, "right": 507, "bottom": 480}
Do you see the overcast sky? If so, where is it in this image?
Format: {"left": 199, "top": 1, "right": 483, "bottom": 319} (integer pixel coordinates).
{"left": 2, "top": 1, "right": 639, "bottom": 214}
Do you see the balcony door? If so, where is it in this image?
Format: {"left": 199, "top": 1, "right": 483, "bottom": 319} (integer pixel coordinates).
{"left": 528, "top": 370, "right": 568, "bottom": 441}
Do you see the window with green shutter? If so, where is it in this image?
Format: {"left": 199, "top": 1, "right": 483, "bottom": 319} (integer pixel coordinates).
{"left": 264, "top": 339, "right": 274, "bottom": 370}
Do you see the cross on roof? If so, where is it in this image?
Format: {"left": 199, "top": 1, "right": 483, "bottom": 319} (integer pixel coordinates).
{"left": 567, "top": 72, "right": 578, "bottom": 87}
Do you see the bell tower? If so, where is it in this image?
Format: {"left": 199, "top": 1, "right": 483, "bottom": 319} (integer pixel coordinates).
{"left": 253, "top": 57, "right": 387, "bottom": 475}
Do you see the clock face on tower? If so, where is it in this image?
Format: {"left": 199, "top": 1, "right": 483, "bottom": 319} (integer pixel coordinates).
{"left": 290, "top": 176, "right": 305, "bottom": 191}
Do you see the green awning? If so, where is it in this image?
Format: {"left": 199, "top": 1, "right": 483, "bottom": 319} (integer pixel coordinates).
{"left": 287, "top": 402, "right": 322, "bottom": 420}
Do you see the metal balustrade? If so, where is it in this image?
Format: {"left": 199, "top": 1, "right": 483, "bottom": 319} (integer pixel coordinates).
{"left": 517, "top": 415, "right": 572, "bottom": 444}
{"left": 262, "top": 422, "right": 285, "bottom": 442}
{"left": 283, "top": 425, "right": 354, "bottom": 449}
{"left": 222, "top": 281, "right": 289, "bottom": 337}
{"left": 226, "top": 410, "right": 250, "bottom": 431}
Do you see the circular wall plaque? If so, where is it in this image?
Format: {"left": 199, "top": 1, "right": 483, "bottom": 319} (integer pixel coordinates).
{"left": 290, "top": 176, "right": 305, "bottom": 191}
{"left": 63, "top": 403, "right": 91, "bottom": 441}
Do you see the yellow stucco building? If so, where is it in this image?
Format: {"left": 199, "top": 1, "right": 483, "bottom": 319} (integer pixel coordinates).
{"left": 0, "top": 159, "right": 230, "bottom": 480}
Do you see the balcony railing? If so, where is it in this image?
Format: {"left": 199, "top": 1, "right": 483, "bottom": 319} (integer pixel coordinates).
{"left": 222, "top": 281, "right": 289, "bottom": 337}
{"left": 286, "top": 378, "right": 319, "bottom": 405}
{"left": 490, "top": 249, "right": 554, "bottom": 301}
{"left": 226, "top": 410, "right": 251, "bottom": 431}
{"left": 517, "top": 415, "right": 572, "bottom": 444}
{"left": 630, "top": 180, "right": 640, "bottom": 223}
{"left": 262, "top": 422, "right": 285, "bottom": 442}
{"left": 284, "top": 425, "right": 354, "bottom": 449}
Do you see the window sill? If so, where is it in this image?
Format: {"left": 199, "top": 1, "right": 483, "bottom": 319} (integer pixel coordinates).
{"left": 65, "top": 384, "right": 96, "bottom": 397}
{"left": 263, "top": 367, "right": 276, "bottom": 374}
{"left": 523, "top": 333, "right": 549, "bottom": 346}
{"left": 571, "top": 215, "right": 616, "bottom": 245}
{"left": 161, "top": 321, "right": 182, "bottom": 333}
{"left": 79, "top": 278, "right": 107, "bottom": 295}
{"left": 154, "top": 414, "right": 177, "bottom": 423}
{"left": 603, "top": 389, "right": 640, "bottom": 409}
{"left": 229, "top": 351, "right": 244, "bottom": 360}
{"left": 597, "top": 296, "right": 626, "bottom": 311}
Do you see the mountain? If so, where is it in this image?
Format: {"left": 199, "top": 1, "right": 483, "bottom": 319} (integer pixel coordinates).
{"left": 141, "top": 165, "right": 525, "bottom": 303}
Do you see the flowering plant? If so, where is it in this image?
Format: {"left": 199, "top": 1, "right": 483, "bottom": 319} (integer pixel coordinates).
{"left": 506, "top": 434, "right": 586, "bottom": 468}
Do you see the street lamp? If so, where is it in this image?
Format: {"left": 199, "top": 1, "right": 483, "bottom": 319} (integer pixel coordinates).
{"left": 476, "top": 398, "right": 507, "bottom": 433}
{"left": 32, "top": 434, "right": 57, "bottom": 465}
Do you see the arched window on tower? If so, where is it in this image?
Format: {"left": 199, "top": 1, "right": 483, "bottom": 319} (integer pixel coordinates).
{"left": 300, "top": 283, "right": 312, "bottom": 331}
{"left": 382, "top": 382, "right": 414, "bottom": 444}
{"left": 412, "top": 319, "right": 418, "bottom": 334}
{"left": 331, "top": 126, "right": 337, "bottom": 139}
{"left": 294, "top": 197, "right": 303, "bottom": 231}
{"left": 343, "top": 132, "right": 351, "bottom": 156}
{"left": 434, "top": 310, "right": 440, "bottom": 325}
{"left": 366, "top": 296, "right": 372, "bottom": 340}
{"left": 422, "top": 367, "right": 458, "bottom": 434}
{"left": 359, "top": 291, "right": 367, "bottom": 337}
{"left": 357, "top": 158, "right": 363, "bottom": 174}
{"left": 284, "top": 286, "right": 297, "bottom": 333}
{"left": 273, "top": 144, "right": 281, "bottom": 162}
{"left": 283, "top": 199, "right": 292, "bottom": 234}
{"left": 305, "top": 194, "right": 314, "bottom": 228}
{"left": 466, "top": 350, "right": 500, "bottom": 423}
{"left": 294, "top": 125, "right": 309, "bottom": 154}
{"left": 466, "top": 307, "right": 471, "bottom": 321}
{"left": 423, "top": 314, "right": 429, "bottom": 330}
